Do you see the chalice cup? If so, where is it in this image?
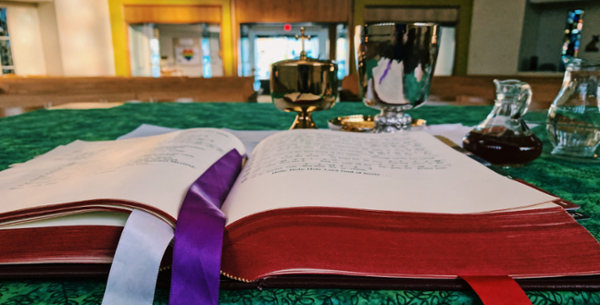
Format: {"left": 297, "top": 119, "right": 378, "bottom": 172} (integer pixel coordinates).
{"left": 271, "top": 60, "right": 338, "bottom": 129}
{"left": 355, "top": 23, "right": 440, "bottom": 132}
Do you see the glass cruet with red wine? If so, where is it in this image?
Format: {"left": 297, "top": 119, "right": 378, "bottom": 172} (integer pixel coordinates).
{"left": 462, "top": 79, "right": 543, "bottom": 167}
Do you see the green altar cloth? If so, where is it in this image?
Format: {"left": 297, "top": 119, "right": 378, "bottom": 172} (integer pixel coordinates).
{"left": 0, "top": 102, "right": 599, "bottom": 305}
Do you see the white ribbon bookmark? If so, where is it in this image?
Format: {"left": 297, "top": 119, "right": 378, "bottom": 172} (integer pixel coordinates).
{"left": 101, "top": 209, "right": 174, "bottom": 305}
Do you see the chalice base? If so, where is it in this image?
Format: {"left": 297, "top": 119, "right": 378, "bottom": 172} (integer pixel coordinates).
{"left": 373, "top": 109, "right": 412, "bottom": 133}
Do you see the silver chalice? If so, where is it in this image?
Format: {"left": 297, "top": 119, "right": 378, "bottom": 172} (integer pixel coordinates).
{"left": 355, "top": 23, "right": 440, "bottom": 132}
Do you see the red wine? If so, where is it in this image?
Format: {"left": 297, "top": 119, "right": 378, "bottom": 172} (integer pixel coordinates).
{"left": 462, "top": 127, "right": 543, "bottom": 166}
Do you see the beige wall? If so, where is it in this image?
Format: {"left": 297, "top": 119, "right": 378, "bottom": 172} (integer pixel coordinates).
{"left": 3, "top": 0, "right": 116, "bottom": 76}
{"left": 3, "top": 2, "right": 46, "bottom": 75}
{"left": 37, "top": 1, "right": 63, "bottom": 75}
{"left": 52, "top": 0, "right": 115, "bottom": 76}
{"left": 467, "top": 0, "right": 527, "bottom": 75}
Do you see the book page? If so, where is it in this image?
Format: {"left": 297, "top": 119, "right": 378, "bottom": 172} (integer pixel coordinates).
{"left": 221, "top": 130, "right": 557, "bottom": 225}
{"left": 0, "top": 128, "right": 246, "bottom": 226}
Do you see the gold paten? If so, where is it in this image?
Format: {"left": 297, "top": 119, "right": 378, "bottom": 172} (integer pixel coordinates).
{"left": 329, "top": 115, "right": 426, "bottom": 132}
{"left": 270, "top": 27, "right": 339, "bottom": 129}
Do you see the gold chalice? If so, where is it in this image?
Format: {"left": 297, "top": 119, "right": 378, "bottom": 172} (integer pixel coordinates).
{"left": 270, "top": 27, "right": 338, "bottom": 129}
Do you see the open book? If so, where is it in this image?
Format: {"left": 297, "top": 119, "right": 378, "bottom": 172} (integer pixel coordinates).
{"left": 1, "top": 128, "right": 599, "bottom": 287}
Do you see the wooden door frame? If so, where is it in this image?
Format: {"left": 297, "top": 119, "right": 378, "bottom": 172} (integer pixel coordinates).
{"left": 108, "top": 0, "right": 235, "bottom": 76}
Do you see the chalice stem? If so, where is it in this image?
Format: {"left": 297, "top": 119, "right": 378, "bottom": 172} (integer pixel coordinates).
{"left": 290, "top": 110, "right": 317, "bottom": 129}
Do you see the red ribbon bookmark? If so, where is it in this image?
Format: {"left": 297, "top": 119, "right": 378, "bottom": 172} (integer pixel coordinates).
{"left": 461, "top": 275, "right": 532, "bottom": 305}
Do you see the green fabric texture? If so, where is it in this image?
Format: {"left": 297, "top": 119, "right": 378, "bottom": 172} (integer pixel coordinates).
{"left": 0, "top": 102, "right": 599, "bottom": 305}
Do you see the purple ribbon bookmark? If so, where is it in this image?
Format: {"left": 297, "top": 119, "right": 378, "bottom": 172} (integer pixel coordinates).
{"left": 170, "top": 149, "right": 243, "bottom": 305}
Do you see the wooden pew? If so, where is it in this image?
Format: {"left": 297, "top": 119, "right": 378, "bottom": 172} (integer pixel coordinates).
{"left": 341, "top": 74, "right": 563, "bottom": 110}
{"left": 429, "top": 75, "right": 563, "bottom": 110}
{"left": 133, "top": 77, "right": 256, "bottom": 102}
{"left": 0, "top": 77, "right": 135, "bottom": 109}
{"left": 0, "top": 76, "right": 256, "bottom": 115}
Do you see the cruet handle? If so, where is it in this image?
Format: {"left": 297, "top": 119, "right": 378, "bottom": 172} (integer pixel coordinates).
{"left": 515, "top": 82, "right": 532, "bottom": 119}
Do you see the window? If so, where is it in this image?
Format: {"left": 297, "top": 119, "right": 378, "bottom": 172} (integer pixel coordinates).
{"left": 335, "top": 24, "right": 349, "bottom": 80}
{"left": 0, "top": 8, "right": 14, "bottom": 75}
{"left": 238, "top": 22, "right": 349, "bottom": 87}
{"left": 562, "top": 9, "right": 584, "bottom": 59}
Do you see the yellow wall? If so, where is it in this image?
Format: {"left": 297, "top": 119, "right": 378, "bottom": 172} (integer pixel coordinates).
{"left": 108, "top": 0, "right": 234, "bottom": 76}
{"left": 109, "top": 0, "right": 473, "bottom": 77}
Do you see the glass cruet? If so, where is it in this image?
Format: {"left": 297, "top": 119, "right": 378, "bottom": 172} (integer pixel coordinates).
{"left": 546, "top": 58, "right": 600, "bottom": 159}
{"left": 462, "top": 79, "right": 543, "bottom": 167}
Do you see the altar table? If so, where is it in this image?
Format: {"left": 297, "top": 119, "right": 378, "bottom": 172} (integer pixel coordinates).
{"left": 0, "top": 102, "right": 599, "bottom": 305}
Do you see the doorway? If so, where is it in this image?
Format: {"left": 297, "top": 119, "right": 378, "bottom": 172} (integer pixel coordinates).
{"left": 128, "top": 23, "right": 222, "bottom": 78}
{"left": 238, "top": 22, "right": 349, "bottom": 94}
